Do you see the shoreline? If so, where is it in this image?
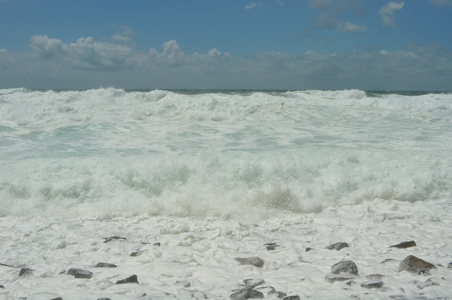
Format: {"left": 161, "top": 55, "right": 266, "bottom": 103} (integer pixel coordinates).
{"left": 1, "top": 198, "right": 451, "bottom": 299}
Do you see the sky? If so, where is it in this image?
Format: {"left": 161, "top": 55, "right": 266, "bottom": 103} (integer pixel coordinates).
{"left": 1, "top": 0, "right": 452, "bottom": 90}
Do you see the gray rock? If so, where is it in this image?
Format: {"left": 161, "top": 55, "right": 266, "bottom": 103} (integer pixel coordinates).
{"left": 448, "top": 262, "right": 452, "bottom": 269}
{"left": 282, "top": 296, "right": 300, "bottom": 300}
{"left": 116, "top": 274, "right": 138, "bottom": 284}
{"left": 50, "top": 298, "right": 63, "bottom": 300}
{"left": 103, "top": 236, "right": 127, "bottom": 243}
{"left": 0, "top": 285, "right": 4, "bottom": 288}
{"left": 265, "top": 243, "right": 279, "bottom": 251}
{"left": 19, "top": 268, "right": 33, "bottom": 277}
{"left": 230, "top": 287, "right": 264, "bottom": 300}
{"left": 398, "top": 255, "right": 436, "bottom": 273}
{"left": 74, "top": 270, "right": 93, "bottom": 279}
{"left": 325, "top": 273, "right": 357, "bottom": 283}
{"left": 331, "top": 260, "right": 358, "bottom": 275}
{"left": 95, "top": 262, "right": 117, "bottom": 268}
{"left": 326, "top": 242, "right": 349, "bottom": 251}
{"left": 97, "top": 298, "right": 111, "bottom": 300}
{"left": 67, "top": 268, "right": 92, "bottom": 279}
{"left": 390, "top": 241, "right": 416, "bottom": 249}
{"left": 235, "top": 257, "right": 264, "bottom": 268}
{"left": 305, "top": 247, "right": 313, "bottom": 252}
{"left": 361, "top": 280, "right": 384, "bottom": 289}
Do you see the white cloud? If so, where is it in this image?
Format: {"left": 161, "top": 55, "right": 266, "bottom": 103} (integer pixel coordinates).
{"left": 0, "top": 49, "right": 7, "bottom": 53}
{"left": 429, "top": 0, "right": 452, "bottom": 6}
{"left": 379, "top": 1, "right": 405, "bottom": 28}
{"left": 29, "top": 35, "right": 135, "bottom": 70}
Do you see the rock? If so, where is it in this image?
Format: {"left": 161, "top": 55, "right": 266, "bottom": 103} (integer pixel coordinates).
{"left": 305, "top": 247, "right": 313, "bottom": 252}
{"left": 448, "top": 262, "right": 452, "bottom": 269}
{"left": 331, "top": 260, "right": 358, "bottom": 275}
{"left": 390, "top": 241, "right": 416, "bottom": 249}
{"left": 130, "top": 251, "right": 140, "bottom": 257}
{"left": 326, "top": 242, "right": 349, "bottom": 251}
{"left": 74, "top": 270, "right": 93, "bottom": 279}
{"left": 50, "top": 298, "right": 63, "bottom": 300}
{"left": 265, "top": 243, "right": 279, "bottom": 251}
{"left": 325, "top": 273, "right": 357, "bottom": 283}
{"left": 95, "top": 262, "right": 117, "bottom": 268}
{"left": 361, "top": 280, "right": 384, "bottom": 289}
{"left": 116, "top": 274, "right": 138, "bottom": 284}
{"left": 282, "top": 296, "right": 300, "bottom": 300}
{"left": 97, "top": 298, "right": 111, "bottom": 300}
{"left": 267, "top": 290, "right": 287, "bottom": 298}
{"left": 103, "top": 236, "right": 127, "bottom": 243}
{"left": 235, "top": 257, "right": 264, "bottom": 268}
{"left": 67, "top": 268, "right": 93, "bottom": 279}
{"left": 398, "top": 255, "right": 436, "bottom": 273}
{"left": 19, "top": 268, "right": 33, "bottom": 276}
{"left": 243, "top": 279, "right": 265, "bottom": 287}
{"left": 230, "top": 287, "right": 264, "bottom": 300}
{"left": 0, "top": 285, "right": 4, "bottom": 288}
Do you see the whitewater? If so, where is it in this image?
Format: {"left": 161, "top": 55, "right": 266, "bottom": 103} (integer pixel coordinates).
{"left": 0, "top": 88, "right": 451, "bottom": 299}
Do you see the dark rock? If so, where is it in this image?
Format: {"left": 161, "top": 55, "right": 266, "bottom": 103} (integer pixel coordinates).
{"left": 116, "top": 274, "right": 139, "bottom": 284}
{"left": 448, "top": 262, "right": 452, "bottom": 269}
{"left": 282, "top": 296, "right": 300, "bottom": 300}
{"left": 361, "top": 280, "right": 384, "bottom": 289}
{"left": 130, "top": 251, "right": 140, "bottom": 257}
{"left": 103, "top": 236, "right": 127, "bottom": 243}
{"left": 19, "top": 268, "right": 33, "bottom": 277}
{"left": 305, "top": 247, "right": 313, "bottom": 252}
{"left": 325, "top": 273, "right": 357, "bottom": 283}
{"left": 417, "top": 269, "right": 431, "bottom": 276}
{"left": 230, "top": 287, "right": 264, "bottom": 300}
{"left": 74, "top": 270, "right": 93, "bottom": 279}
{"left": 97, "top": 298, "right": 111, "bottom": 300}
{"left": 50, "top": 298, "right": 63, "bottom": 300}
{"left": 380, "top": 258, "right": 396, "bottom": 264}
{"left": 95, "top": 262, "right": 117, "bottom": 268}
{"left": 390, "top": 241, "right": 416, "bottom": 249}
{"left": 154, "top": 242, "right": 161, "bottom": 246}
{"left": 0, "top": 285, "right": 4, "bottom": 288}
{"left": 398, "top": 255, "right": 436, "bottom": 273}
{"left": 331, "top": 260, "right": 358, "bottom": 275}
{"left": 265, "top": 243, "right": 279, "bottom": 251}
{"left": 235, "top": 257, "right": 264, "bottom": 268}
{"left": 326, "top": 242, "right": 349, "bottom": 251}
{"left": 67, "top": 268, "right": 82, "bottom": 276}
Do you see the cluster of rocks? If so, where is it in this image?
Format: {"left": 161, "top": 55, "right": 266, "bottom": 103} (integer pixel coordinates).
{"left": 1, "top": 237, "right": 450, "bottom": 299}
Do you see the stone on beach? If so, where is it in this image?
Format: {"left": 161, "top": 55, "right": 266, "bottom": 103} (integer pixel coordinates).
{"left": 67, "top": 268, "right": 93, "bottom": 279}
{"left": 398, "top": 255, "right": 436, "bottom": 273}
{"left": 361, "top": 280, "right": 384, "bottom": 289}
{"left": 325, "top": 273, "right": 357, "bottom": 283}
{"left": 19, "top": 267, "right": 33, "bottom": 277}
{"left": 326, "top": 242, "right": 349, "bottom": 251}
{"left": 116, "top": 274, "right": 139, "bottom": 284}
{"left": 235, "top": 257, "right": 265, "bottom": 268}
{"left": 331, "top": 260, "right": 359, "bottom": 275}
{"left": 95, "top": 262, "right": 117, "bottom": 268}
{"left": 390, "top": 241, "right": 416, "bottom": 249}
{"left": 103, "top": 236, "right": 127, "bottom": 243}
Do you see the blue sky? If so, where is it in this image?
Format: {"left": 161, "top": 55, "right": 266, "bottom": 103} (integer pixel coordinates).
{"left": 1, "top": 0, "right": 452, "bottom": 90}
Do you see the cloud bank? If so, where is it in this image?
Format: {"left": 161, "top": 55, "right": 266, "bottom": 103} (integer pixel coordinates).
{"left": 379, "top": 1, "right": 405, "bottom": 28}
{"left": 0, "top": 34, "right": 451, "bottom": 91}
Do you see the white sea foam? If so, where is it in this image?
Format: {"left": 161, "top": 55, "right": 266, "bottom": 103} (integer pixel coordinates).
{"left": 0, "top": 88, "right": 451, "bottom": 298}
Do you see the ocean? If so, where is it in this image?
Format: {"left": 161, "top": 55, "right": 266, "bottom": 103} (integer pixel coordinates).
{"left": 0, "top": 88, "right": 451, "bottom": 299}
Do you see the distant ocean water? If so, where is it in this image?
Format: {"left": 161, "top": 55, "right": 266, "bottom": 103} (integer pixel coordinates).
{"left": 1, "top": 88, "right": 451, "bottom": 218}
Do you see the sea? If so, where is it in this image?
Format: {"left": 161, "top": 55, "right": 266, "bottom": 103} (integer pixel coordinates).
{"left": 1, "top": 88, "right": 452, "bottom": 299}
{"left": 1, "top": 88, "right": 450, "bottom": 219}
